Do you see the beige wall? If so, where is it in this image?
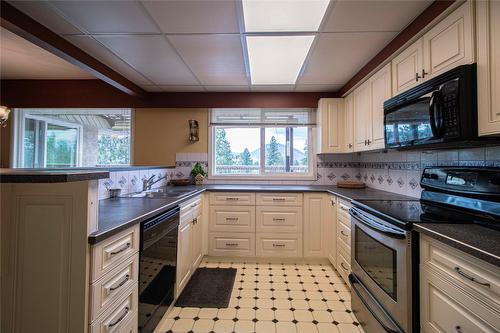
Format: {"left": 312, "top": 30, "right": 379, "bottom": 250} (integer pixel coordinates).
{"left": 133, "top": 108, "right": 208, "bottom": 166}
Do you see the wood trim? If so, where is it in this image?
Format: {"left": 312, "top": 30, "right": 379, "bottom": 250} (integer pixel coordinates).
{"left": 338, "top": 0, "right": 456, "bottom": 96}
{"left": 0, "top": 1, "right": 146, "bottom": 97}
{"left": 0, "top": 80, "right": 339, "bottom": 108}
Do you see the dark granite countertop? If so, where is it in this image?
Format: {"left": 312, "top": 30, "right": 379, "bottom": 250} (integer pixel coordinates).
{"left": 414, "top": 223, "right": 500, "bottom": 267}
{"left": 90, "top": 184, "right": 412, "bottom": 244}
{"left": 0, "top": 168, "right": 109, "bottom": 183}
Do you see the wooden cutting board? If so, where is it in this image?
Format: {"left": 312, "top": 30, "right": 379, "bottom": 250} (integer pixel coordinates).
{"left": 336, "top": 181, "right": 366, "bottom": 189}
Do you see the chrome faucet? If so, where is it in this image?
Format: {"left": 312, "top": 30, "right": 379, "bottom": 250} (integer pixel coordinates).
{"left": 142, "top": 174, "right": 167, "bottom": 191}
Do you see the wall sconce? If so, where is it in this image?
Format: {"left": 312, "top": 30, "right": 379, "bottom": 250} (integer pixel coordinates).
{"left": 189, "top": 119, "right": 199, "bottom": 142}
{"left": 0, "top": 106, "right": 11, "bottom": 127}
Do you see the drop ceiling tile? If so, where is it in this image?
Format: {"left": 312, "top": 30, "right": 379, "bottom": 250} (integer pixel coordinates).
{"left": 294, "top": 84, "right": 343, "bottom": 92}
{"left": 141, "top": 85, "right": 164, "bottom": 92}
{"left": 168, "top": 35, "right": 247, "bottom": 86}
{"left": 142, "top": 1, "right": 239, "bottom": 33}
{"left": 9, "top": 1, "right": 82, "bottom": 34}
{"left": 65, "top": 35, "right": 151, "bottom": 85}
{"left": 49, "top": 1, "right": 159, "bottom": 33}
{"left": 95, "top": 35, "right": 198, "bottom": 85}
{"left": 324, "top": 1, "right": 432, "bottom": 32}
{"left": 250, "top": 85, "right": 295, "bottom": 92}
{"left": 204, "top": 86, "right": 250, "bottom": 92}
{"left": 158, "top": 85, "right": 205, "bottom": 92}
{"left": 298, "top": 32, "right": 396, "bottom": 85}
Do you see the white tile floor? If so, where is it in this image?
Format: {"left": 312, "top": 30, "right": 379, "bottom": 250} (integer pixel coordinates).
{"left": 155, "top": 258, "right": 364, "bottom": 333}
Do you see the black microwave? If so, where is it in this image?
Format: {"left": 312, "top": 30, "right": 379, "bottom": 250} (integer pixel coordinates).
{"left": 383, "top": 64, "right": 477, "bottom": 149}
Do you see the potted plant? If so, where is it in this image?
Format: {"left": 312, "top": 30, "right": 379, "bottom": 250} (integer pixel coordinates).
{"left": 191, "top": 162, "right": 207, "bottom": 185}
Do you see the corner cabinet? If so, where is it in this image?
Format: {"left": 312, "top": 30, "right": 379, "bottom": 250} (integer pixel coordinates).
{"left": 477, "top": 0, "right": 500, "bottom": 136}
{"left": 317, "top": 98, "right": 345, "bottom": 154}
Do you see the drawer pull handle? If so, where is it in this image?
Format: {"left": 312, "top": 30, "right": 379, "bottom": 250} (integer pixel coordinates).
{"left": 340, "top": 230, "right": 349, "bottom": 237}
{"left": 226, "top": 197, "right": 239, "bottom": 201}
{"left": 273, "top": 218, "right": 286, "bottom": 222}
{"left": 109, "top": 274, "right": 130, "bottom": 291}
{"left": 454, "top": 267, "right": 491, "bottom": 287}
{"left": 455, "top": 326, "right": 462, "bottom": 333}
{"left": 340, "top": 205, "right": 349, "bottom": 212}
{"left": 109, "top": 242, "right": 131, "bottom": 256}
{"left": 272, "top": 198, "right": 286, "bottom": 201}
{"left": 340, "top": 262, "right": 349, "bottom": 271}
{"left": 273, "top": 244, "right": 285, "bottom": 247}
{"left": 225, "top": 243, "right": 239, "bottom": 247}
{"left": 192, "top": 217, "right": 198, "bottom": 224}
{"left": 226, "top": 217, "right": 239, "bottom": 222}
{"left": 108, "top": 306, "right": 129, "bottom": 328}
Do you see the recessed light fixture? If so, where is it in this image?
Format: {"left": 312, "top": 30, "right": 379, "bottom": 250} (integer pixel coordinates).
{"left": 246, "top": 35, "right": 315, "bottom": 85}
{"left": 242, "top": 0, "right": 330, "bottom": 32}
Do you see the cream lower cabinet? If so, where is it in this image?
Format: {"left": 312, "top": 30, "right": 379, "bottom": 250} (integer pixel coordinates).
{"left": 317, "top": 98, "right": 345, "bottom": 154}
{"left": 303, "top": 193, "right": 330, "bottom": 258}
{"left": 420, "top": 235, "right": 500, "bottom": 332}
{"left": 336, "top": 198, "right": 352, "bottom": 285}
{"left": 477, "top": 0, "right": 500, "bottom": 136}
{"left": 327, "top": 195, "right": 337, "bottom": 266}
{"left": 177, "top": 196, "right": 203, "bottom": 296}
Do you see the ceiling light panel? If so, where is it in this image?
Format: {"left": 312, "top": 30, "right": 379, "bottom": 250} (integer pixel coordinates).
{"left": 242, "top": 0, "right": 330, "bottom": 32}
{"left": 246, "top": 35, "right": 314, "bottom": 85}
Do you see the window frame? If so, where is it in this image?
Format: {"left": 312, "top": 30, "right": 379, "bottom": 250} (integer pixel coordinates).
{"left": 208, "top": 125, "right": 316, "bottom": 180}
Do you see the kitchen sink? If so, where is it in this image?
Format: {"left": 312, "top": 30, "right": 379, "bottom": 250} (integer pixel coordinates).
{"left": 120, "top": 187, "right": 194, "bottom": 199}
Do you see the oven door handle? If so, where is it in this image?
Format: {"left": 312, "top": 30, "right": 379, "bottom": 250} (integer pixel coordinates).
{"left": 349, "top": 273, "right": 403, "bottom": 333}
{"left": 350, "top": 208, "right": 406, "bottom": 239}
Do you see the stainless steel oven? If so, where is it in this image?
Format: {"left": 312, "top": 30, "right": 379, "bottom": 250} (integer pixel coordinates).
{"left": 349, "top": 207, "right": 413, "bottom": 333}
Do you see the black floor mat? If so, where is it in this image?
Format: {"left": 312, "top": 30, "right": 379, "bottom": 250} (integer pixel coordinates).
{"left": 175, "top": 267, "right": 237, "bottom": 308}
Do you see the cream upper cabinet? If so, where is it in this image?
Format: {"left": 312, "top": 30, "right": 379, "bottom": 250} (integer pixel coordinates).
{"left": 477, "top": 0, "right": 500, "bottom": 136}
{"left": 342, "top": 93, "right": 355, "bottom": 153}
{"left": 392, "top": 38, "right": 424, "bottom": 95}
{"left": 317, "top": 98, "right": 344, "bottom": 154}
{"left": 423, "top": 1, "right": 474, "bottom": 79}
{"left": 303, "top": 193, "right": 329, "bottom": 258}
{"left": 353, "top": 81, "right": 371, "bottom": 151}
{"left": 369, "top": 63, "right": 392, "bottom": 150}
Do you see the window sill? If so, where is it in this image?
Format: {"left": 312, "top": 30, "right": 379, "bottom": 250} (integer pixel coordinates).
{"left": 208, "top": 175, "right": 316, "bottom": 181}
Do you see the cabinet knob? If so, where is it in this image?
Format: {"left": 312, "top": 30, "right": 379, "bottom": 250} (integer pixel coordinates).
{"left": 348, "top": 143, "right": 352, "bottom": 148}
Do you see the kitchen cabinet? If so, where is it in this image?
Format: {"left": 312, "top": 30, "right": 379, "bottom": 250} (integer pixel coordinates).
{"left": 191, "top": 205, "right": 203, "bottom": 272}
{"left": 303, "top": 193, "right": 329, "bottom": 257}
{"left": 477, "top": 0, "right": 500, "bottom": 136}
{"left": 327, "top": 195, "right": 337, "bottom": 267}
{"left": 369, "top": 63, "right": 392, "bottom": 150}
{"left": 342, "top": 93, "right": 355, "bottom": 153}
{"left": 177, "top": 212, "right": 193, "bottom": 294}
{"left": 317, "top": 98, "right": 344, "bottom": 154}
{"left": 392, "top": 2, "right": 473, "bottom": 96}
{"left": 353, "top": 80, "right": 371, "bottom": 151}
{"left": 420, "top": 235, "right": 500, "bottom": 332}
{"left": 336, "top": 198, "right": 352, "bottom": 285}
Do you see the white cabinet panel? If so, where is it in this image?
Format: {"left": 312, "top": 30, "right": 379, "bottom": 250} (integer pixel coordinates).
{"left": 208, "top": 232, "right": 256, "bottom": 257}
{"left": 392, "top": 39, "right": 424, "bottom": 95}
{"left": 327, "top": 196, "right": 337, "bottom": 266}
{"left": 256, "top": 206, "right": 303, "bottom": 233}
{"left": 369, "top": 63, "right": 391, "bottom": 150}
{"left": 317, "top": 98, "right": 344, "bottom": 154}
{"left": 256, "top": 192, "right": 303, "bottom": 206}
{"left": 256, "top": 233, "right": 302, "bottom": 258}
{"left": 209, "top": 192, "right": 255, "bottom": 205}
{"left": 209, "top": 205, "right": 255, "bottom": 233}
{"left": 303, "top": 193, "right": 329, "bottom": 257}
{"left": 177, "top": 220, "right": 193, "bottom": 295}
{"left": 191, "top": 209, "right": 203, "bottom": 271}
{"left": 342, "top": 93, "right": 355, "bottom": 153}
{"left": 353, "top": 81, "right": 371, "bottom": 151}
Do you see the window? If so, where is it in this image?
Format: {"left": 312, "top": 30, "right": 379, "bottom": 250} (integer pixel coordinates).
{"left": 210, "top": 108, "right": 315, "bottom": 179}
{"left": 13, "top": 109, "right": 131, "bottom": 168}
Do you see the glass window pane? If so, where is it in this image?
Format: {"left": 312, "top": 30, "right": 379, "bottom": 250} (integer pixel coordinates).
{"left": 46, "top": 124, "right": 78, "bottom": 168}
{"left": 291, "top": 127, "right": 309, "bottom": 174}
{"left": 23, "top": 118, "right": 36, "bottom": 168}
{"left": 264, "top": 128, "right": 286, "bottom": 173}
{"left": 214, "top": 127, "right": 260, "bottom": 175}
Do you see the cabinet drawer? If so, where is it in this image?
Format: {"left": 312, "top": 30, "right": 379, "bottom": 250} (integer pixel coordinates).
{"left": 421, "top": 235, "right": 500, "bottom": 306}
{"left": 337, "top": 220, "right": 351, "bottom": 252}
{"left": 209, "top": 206, "right": 255, "bottom": 233}
{"left": 91, "top": 226, "right": 140, "bottom": 282}
{"left": 421, "top": 266, "right": 499, "bottom": 333}
{"left": 90, "top": 283, "right": 138, "bottom": 333}
{"left": 208, "top": 232, "right": 255, "bottom": 257}
{"left": 209, "top": 192, "right": 255, "bottom": 205}
{"left": 256, "top": 233, "right": 303, "bottom": 258}
{"left": 337, "top": 199, "right": 351, "bottom": 219}
{"left": 90, "top": 254, "right": 139, "bottom": 322}
{"left": 180, "top": 196, "right": 202, "bottom": 227}
{"left": 256, "top": 193, "right": 303, "bottom": 206}
{"left": 337, "top": 247, "right": 351, "bottom": 285}
{"left": 256, "top": 206, "right": 303, "bottom": 233}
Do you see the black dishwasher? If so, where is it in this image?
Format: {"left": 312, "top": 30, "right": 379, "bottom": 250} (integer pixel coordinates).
{"left": 138, "top": 207, "right": 179, "bottom": 333}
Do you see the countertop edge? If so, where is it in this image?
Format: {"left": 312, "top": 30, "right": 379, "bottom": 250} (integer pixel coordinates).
{"left": 0, "top": 171, "right": 110, "bottom": 183}
{"left": 413, "top": 224, "right": 500, "bottom": 267}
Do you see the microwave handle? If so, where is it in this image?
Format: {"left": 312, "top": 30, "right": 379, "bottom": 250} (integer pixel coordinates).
{"left": 429, "top": 90, "right": 444, "bottom": 138}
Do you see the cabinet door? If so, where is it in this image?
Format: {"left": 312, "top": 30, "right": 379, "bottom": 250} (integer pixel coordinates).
{"left": 353, "top": 81, "right": 371, "bottom": 151}
{"left": 317, "top": 98, "right": 344, "bottom": 154}
{"left": 177, "top": 220, "right": 192, "bottom": 295}
{"left": 327, "top": 196, "right": 337, "bottom": 267}
{"left": 191, "top": 211, "right": 203, "bottom": 272}
{"left": 423, "top": 2, "right": 474, "bottom": 79}
{"left": 477, "top": 0, "right": 500, "bottom": 136}
{"left": 391, "top": 39, "right": 423, "bottom": 95}
{"left": 303, "top": 193, "right": 329, "bottom": 257}
{"left": 369, "top": 63, "right": 391, "bottom": 150}
{"left": 342, "top": 93, "right": 354, "bottom": 153}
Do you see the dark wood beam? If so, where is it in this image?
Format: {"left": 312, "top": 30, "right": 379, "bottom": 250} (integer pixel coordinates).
{"left": 0, "top": 1, "right": 146, "bottom": 97}
{"left": 0, "top": 80, "right": 339, "bottom": 108}
{"left": 339, "top": 0, "right": 456, "bottom": 96}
